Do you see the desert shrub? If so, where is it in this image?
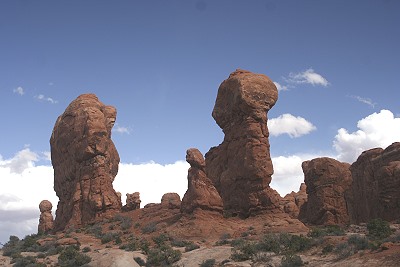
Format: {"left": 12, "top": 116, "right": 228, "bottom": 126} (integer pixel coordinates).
{"left": 152, "top": 234, "right": 170, "bottom": 247}
{"left": 334, "top": 242, "right": 353, "bottom": 259}
{"left": 114, "top": 214, "right": 133, "bottom": 230}
{"left": 46, "top": 245, "right": 64, "bottom": 256}
{"left": 184, "top": 242, "right": 200, "bottom": 252}
{"left": 348, "top": 235, "right": 369, "bottom": 251}
{"left": 85, "top": 223, "right": 103, "bottom": 238}
{"left": 145, "top": 244, "right": 182, "bottom": 266}
{"left": 285, "top": 234, "right": 312, "bottom": 253}
{"left": 308, "top": 225, "right": 345, "bottom": 238}
{"left": 21, "top": 234, "right": 40, "bottom": 252}
{"left": 231, "top": 242, "right": 257, "bottom": 261}
{"left": 100, "top": 232, "right": 122, "bottom": 244}
{"left": 200, "top": 258, "right": 216, "bottom": 267}
{"left": 322, "top": 244, "right": 334, "bottom": 254}
{"left": 12, "top": 255, "right": 46, "bottom": 267}
{"left": 280, "top": 253, "right": 303, "bottom": 267}
{"left": 170, "top": 239, "right": 187, "bottom": 247}
{"left": 58, "top": 245, "right": 91, "bottom": 267}
{"left": 82, "top": 246, "right": 91, "bottom": 253}
{"left": 367, "top": 218, "right": 392, "bottom": 240}
{"left": 141, "top": 222, "right": 157, "bottom": 234}
{"left": 134, "top": 257, "right": 146, "bottom": 266}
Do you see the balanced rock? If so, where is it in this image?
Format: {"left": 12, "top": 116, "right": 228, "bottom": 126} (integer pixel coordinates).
{"left": 50, "top": 94, "right": 122, "bottom": 230}
{"left": 123, "top": 192, "right": 141, "bottom": 211}
{"left": 205, "top": 69, "right": 280, "bottom": 217}
{"left": 299, "top": 157, "right": 352, "bottom": 225}
{"left": 161, "top": 193, "right": 181, "bottom": 209}
{"left": 349, "top": 142, "right": 400, "bottom": 223}
{"left": 181, "top": 148, "right": 223, "bottom": 214}
{"left": 38, "top": 200, "right": 54, "bottom": 234}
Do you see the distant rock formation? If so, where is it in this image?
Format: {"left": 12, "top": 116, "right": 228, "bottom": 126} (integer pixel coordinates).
{"left": 299, "top": 158, "right": 352, "bottom": 225}
{"left": 38, "top": 200, "right": 54, "bottom": 234}
{"left": 281, "top": 183, "right": 307, "bottom": 218}
{"left": 205, "top": 69, "right": 280, "bottom": 217}
{"left": 161, "top": 193, "right": 181, "bottom": 209}
{"left": 349, "top": 142, "right": 400, "bottom": 223}
{"left": 181, "top": 148, "right": 223, "bottom": 214}
{"left": 122, "top": 192, "right": 141, "bottom": 211}
{"left": 50, "top": 94, "right": 122, "bottom": 230}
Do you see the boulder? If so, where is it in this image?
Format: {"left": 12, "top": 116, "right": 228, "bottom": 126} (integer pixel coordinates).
{"left": 50, "top": 94, "right": 122, "bottom": 230}
{"left": 349, "top": 142, "right": 400, "bottom": 223}
{"left": 38, "top": 200, "right": 54, "bottom": 234}
{"left": 161, "top": 193, "right": 181, "bottom": 209}
{"left": 205, "top": 69, "right": 280, "bottom": 217}
{"left": 299, "top": 157, "right": 352, "bottom": 225}
{"left": 181, "top": 148, "right": 223, "bottom": 214}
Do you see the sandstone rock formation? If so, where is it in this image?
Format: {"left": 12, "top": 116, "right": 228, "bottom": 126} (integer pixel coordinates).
{"left": 181, "top": 148, "right": 223, "bottom": 214}
{"left": 50, "top": 94, "right": 122, "bottom": 230}
{"left": 123, "top": 192, "right": 141, "bottom": 211}
{"left": 299, "top": 157, "right": 352, "bottom": 225}
{"left": 205, "top": 69, "right": 280, "bottom": 217}
{"left": 161, "top": 193, "right": 181, "bottom": 209}
{"left": 281, "top": 183, "right": 307, "bottom": 218}
{"left": 349, "top": 142, "right": 400, "bottom": 223}
{"left": 38, "top": 200, "right": 54, "bottom": 234}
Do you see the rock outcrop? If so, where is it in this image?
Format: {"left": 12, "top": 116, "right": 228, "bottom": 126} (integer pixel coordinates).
{"left": 205, "top": 69, "right": 280, "bottom": 217}
{"left": 299, "top": 157, "right": 352, "bottom": 225}
{"left": 181, "top": 148, "right": 223, "bottom": 214}
{"left": 161, "top": 193, "right": 181, "bottom": 209}
{"left": 349, "top": 142, "right": 400, "bottom": 223}
{"left": 38, "top": 200, "right": 54, "bottom": 234}
{"left": 50, "top": 94, "right": 122, "bottom": 230}
{"left": 122, "top": 192, "right": 141, "bottom": 211}
{"left": 281, "top": 183, "right": 307, "bottom": 218}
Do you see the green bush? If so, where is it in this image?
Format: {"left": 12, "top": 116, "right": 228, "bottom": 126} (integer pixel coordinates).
{"left": 141, "top": 222, "right": 157, "bottom": 234}
{"left": 134, "top": 257, "right": 146, "bottom": 266}
{"left": 280, "top": 253, "right": 303, "bottom": 267}
{"left": 58, "top": 245, "right": 91, "bottom": 267}
{"left": 334, "top": 242, "right": 353, "bottom": 259}
{"left": 185, "top": 242, "right": 200, "bottom": 252}
{"left": 200, "top": 259, "right": 216, "bottom": 267}
{"left": 367, "top": 218, "right": 392, "bottom": 240}
{"left": 348, "top": 235, "right": 369, "bottom": 251}
{"left": 114, "top": 214, "right": 133, "bottom": 230}
{"left": 308, "top": 225, "right": 345, "bottom": 238}
{"left": 82, "top": 246, "right": 91, "bottom": 253}
{"left": 100, "top": 232, "right": 121, "bottom": 244}
{"left": 12, "top": 255, "right": 46, "bottom": 267}
{"left": 145, "top": 245, "right": 181, "bottom": 266}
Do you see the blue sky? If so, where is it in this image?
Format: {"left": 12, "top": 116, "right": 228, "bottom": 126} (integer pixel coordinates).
{"left": 1, "top": 0, "right": 400, "bottom": 244}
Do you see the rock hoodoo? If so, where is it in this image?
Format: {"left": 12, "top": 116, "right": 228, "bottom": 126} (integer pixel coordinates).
{"left": 299, "top": 157, "right": 352, "bottom": 225}
{"left": 205, "top": 69, "right": 280, "bottom": 217}
{"left": 122, "top": 192, "right": 141, "bottom": 211}
{"left": 349, "top": 142, "right": 400, "bottom": 223}
{"left": 181, "top": 148, "right": 223, "bottom": 214}
{"left": 38, "top": 200, "right": 54, "bottom": 234}
{"left": 50, "top": 94, "right": 122, "bottom": 230}
{"left": 281, "top": 183, "right": 307, "bottom": 218}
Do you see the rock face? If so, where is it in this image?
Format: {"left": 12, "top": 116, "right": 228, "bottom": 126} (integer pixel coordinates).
{"left": 161, "top": 193, "right": 181, "bottom": 209}
{"left": 205, "top": 69, "right": 280, "bottom": 217}
{"left": 299, "top": 158, "right": 352, "bottom": 225}
{"left": 349, "top": 142, "right": 400, "bottom": 223}
{"left": 281, "top": 183, "right": 307, "bottom": 218}
{"left": 123, "top": 192, "right": 141, "bottom": 212}
{"left": 50, "top": 94, "right": 122, "bottom": 230}
{"left": 38, "top": 200, "right": 54, "bottom": 234}
{"left": 181, "top": 148, "right": 223, "bottom": 214}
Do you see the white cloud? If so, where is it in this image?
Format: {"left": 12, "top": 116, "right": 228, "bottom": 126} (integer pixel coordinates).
{"left": 334, "top": 109, "right": 400, "bottom": 163}
{"left": 273, "top": 82, "right": 288, "bottom": 92}
{"left": 114, "top": 161, "right": 189, "bottom": 206}
{"left": 112, "top": 124, "right": 131, "bottom": 134}
{"left": 13, "top": 86, "right": 25, "bottom": 96}
{"left": 268, "top": 113, "right": 316, "bottom": 138}
{"left": 287, "top": 68, "right": 329, "bottom": 87}
{"left": 0, "top": 148, "right": 39, "bottom": 174}
{"left": 35, "top": 94, "right": 58, "bottom": 104}
{"left": 349, "top": 95, "right": 376, "bottom": 108}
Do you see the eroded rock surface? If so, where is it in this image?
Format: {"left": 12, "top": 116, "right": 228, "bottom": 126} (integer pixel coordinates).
{"left": 50, "top": 93, "right": 121, "bottom": 230}
{"left": 349, "top": 143, "right": 400, "bottom": 223}
{"left": 161, "top": 193, "right": 181, "bottom": 209}
{"left": 205, "top": 69, "right": 280, "bottom": 217}
{"left": 38, "top": 200, "right": 54, "bottom": 234}
{"left": 281, "top": 183, "right": 307, "bottom": 218}
{"left": 123, "top": 192, "right": 141, "bottom": 211}
{"left": 181, "top": 148, "right": 223, "bottom": 214}
{"left": 299, "top": 158, "right": 352, "bottom": 225}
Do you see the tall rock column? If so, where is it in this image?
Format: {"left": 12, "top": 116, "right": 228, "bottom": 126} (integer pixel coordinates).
{"left": 205, "top": 69, "right": 280, "bottom": 217}
{"left": 50, "top": 94, "right": 122, "bottom": 230}
{"left": 38, "top": 200, "right": 54, "bottom": 234}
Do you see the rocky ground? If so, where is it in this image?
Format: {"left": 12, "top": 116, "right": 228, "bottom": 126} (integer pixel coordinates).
{"left": 1, "top": 207, "right": 400, "bottom": 267}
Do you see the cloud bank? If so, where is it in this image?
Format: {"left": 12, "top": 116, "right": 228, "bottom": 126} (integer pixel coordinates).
{"left": 287, "top": 68, "right": 329, "bottom": 87}
{"left": 268, "top": 114, "right": 316, "bottom": 138}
